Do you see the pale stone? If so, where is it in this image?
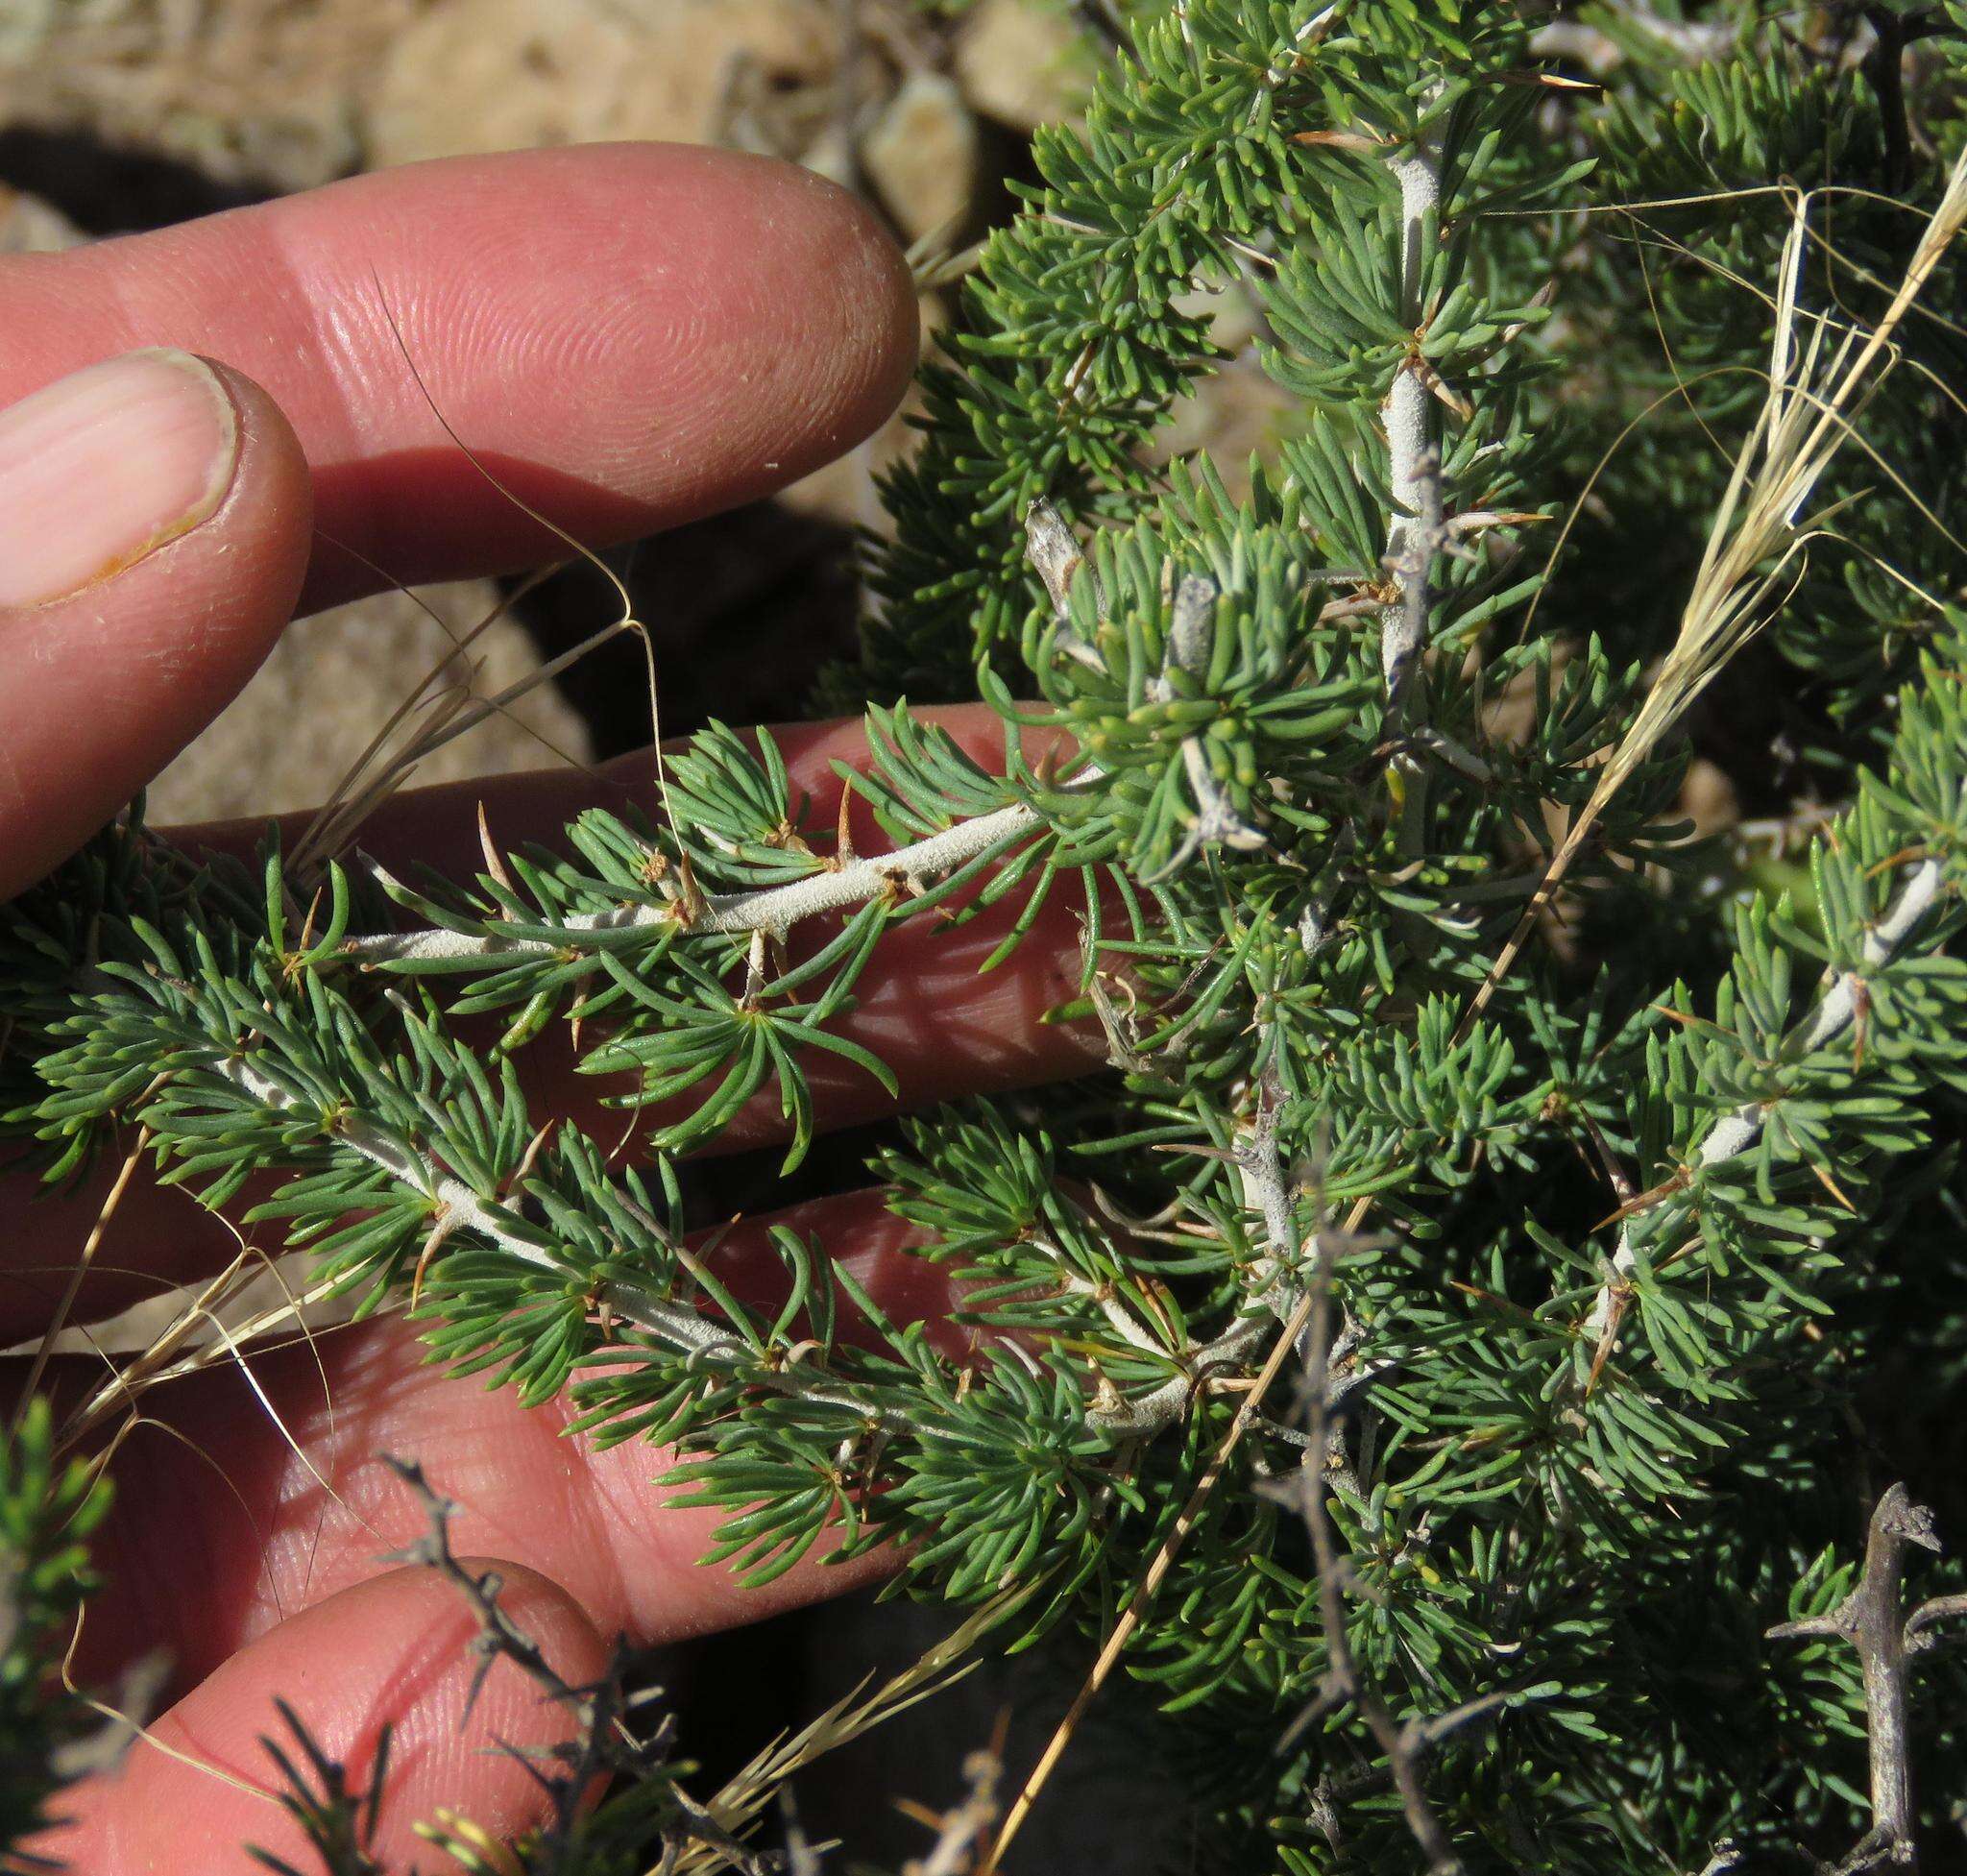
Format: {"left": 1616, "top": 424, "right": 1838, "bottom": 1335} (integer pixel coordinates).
{"left": 0, "top": 185, "right": 85, "bottom": 255}
{"left": 147, "top": 580, "right": 595, "bottom": 825}
{"left": 954, "top": 0, "right": 1094, "bottom": 131}
{"left": 366, "top": 0, "right": 838, "bottom": 168}
{"left": 0, "top": 0, "right": 841, "bottom": 186}
{"left": 859, "top": 70, "right": 979, "bottom": 243}
{"left": 1149, "top": 360, "right": 1300, "bottom": 499}
{"left": 0, "top": 0, "right": 400, "bottom": 191}
{"left": 1678, "top": 757, "right": 1740, "bottom": 839}
{"left": 1174, "top": 281, "right": 1263, "bottom": 353}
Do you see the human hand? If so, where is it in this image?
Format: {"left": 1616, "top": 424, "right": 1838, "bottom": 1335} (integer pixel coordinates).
{"left": 0, "top": 145, "right": 1095, "bottom": 1872}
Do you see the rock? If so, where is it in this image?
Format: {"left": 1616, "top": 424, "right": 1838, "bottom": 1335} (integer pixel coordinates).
{"left": 0, "top": 182, "right": 86, "bottom": 252}
{"left": 1173, "top": 281, "right": 1263, "bottom": 353}
{"left": 954, "top": 0, "right": 1095, "bottom": 131}
{"left": 1, "top": 0, "right": 960, "bottom": 537}
{"left": 859, "top": 70, "right": 979, "bottom": 243}
{"left": 1149, "top": 359, "right": 1300, "bottom": 499}
{"left": 146, "top": 580, "right": 594, "bottom": 824}
{"left": 1678, "top": 757, "right": 1740, "bottom": 839}
{"left": 0, "top": 0, "right": 843, "bottom": 190}
{"left": 0, "top": 183, "right": 85, "bottom": 254}
{"left": 365, "top": 0, "right": 838, "bottom": 169}
{"left": 0, "top": 0, "right": 393, "bottom": 192}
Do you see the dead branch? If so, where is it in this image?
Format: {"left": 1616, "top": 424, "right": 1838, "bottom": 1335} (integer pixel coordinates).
{"left": 383, "top": 1457, "right": 769, "bottom": 1876}
{"left": 1767, "top": 1483, "right": 1967, "bottom": 1871}
{"left": 1255, "top": 1130, "right": 1463, "bottom": 1875}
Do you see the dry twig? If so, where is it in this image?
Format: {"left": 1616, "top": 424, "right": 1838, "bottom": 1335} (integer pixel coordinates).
{"left": 1767, "top": 1483, "right": 1967, "bottom": 1873}
{"left": 1263, "top": 1142, "right": 1462, "bottom": 1875}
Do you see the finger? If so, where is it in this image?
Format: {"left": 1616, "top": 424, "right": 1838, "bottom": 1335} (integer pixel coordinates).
{"left": 59, "top": 1188, "right": 936, "bottom": 1697}
{"left": 0, "top": 708, "right": 1103, "bottom": 1340}
{"left": 0, "top": 144, "right": 917, "bottom": 614}
{"left": 29, "top": 1562, "right": 610, "bottom": 1876}
{"left": 0, "top": 351, "right": 312, "bottom": 898}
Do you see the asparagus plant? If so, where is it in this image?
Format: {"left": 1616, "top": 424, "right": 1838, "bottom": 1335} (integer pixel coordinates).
{"left": 8, "top": 0, "right": 1967, "bottom": 1867}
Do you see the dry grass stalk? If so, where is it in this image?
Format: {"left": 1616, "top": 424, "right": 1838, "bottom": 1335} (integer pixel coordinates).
{"left": 1465, "top": 146, "right": 1967, "bottom": 1029}
{"left": 666, "top": 1586, "right": 1032, "bottom": 1876}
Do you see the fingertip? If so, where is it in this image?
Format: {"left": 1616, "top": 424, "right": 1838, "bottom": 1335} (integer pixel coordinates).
{"left": 762, "top": 158, "right": 922, "bottom": 459}
{"left": 502, "top": 143, "right": 921, "bottom": 521}
{"left": 0, "top": 350, "right": 310, "bottom": 898}
{"left": 34, "top": 1560, "right": 607, "bottom": 1874}
{"left": 0, "top": 145, "right": 919, "bottom": 618}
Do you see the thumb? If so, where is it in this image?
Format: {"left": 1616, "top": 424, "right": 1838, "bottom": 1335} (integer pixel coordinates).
{"left": 0, "top": 348, "right": 312, "bottom": 899}
{"left": 29, "top": 1560, "right": 612, "bottom": 1874}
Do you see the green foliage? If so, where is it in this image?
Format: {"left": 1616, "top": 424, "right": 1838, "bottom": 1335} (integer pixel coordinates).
{"left": 1, "top": 1400, "right": 112, "bottom": 1856}
{"left": 8, "top": 1, "right": 1967, "bottom": 1870}
{"left": 247, "top": 1703, "right": 391, "bottom": 1876}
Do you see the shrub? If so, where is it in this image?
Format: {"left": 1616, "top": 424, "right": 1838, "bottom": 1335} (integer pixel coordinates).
{"left": 7, "top": 1, "right": 1967, "bottom": 1868}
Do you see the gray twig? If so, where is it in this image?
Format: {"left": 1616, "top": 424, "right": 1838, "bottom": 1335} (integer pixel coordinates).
{"left": 384, "top": 1457, "right": 774, "bottom": 1876}
{"left": 904, "top": 1749, "right": 1003, "bottom": 1876}
{"left": 1246, "top": 1128, "right": 1463, "bottom": 1874}
{"left": 384, "top": 1456, "right": 582, "bottom": 1717}
{"left": 1767, "top": 1482, "right": 1967, "bottom": 1869}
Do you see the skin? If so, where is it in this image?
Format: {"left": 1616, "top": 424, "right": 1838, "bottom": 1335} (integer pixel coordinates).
{"left": 1, "top": 144, "right": 1099, "bottom": 1872}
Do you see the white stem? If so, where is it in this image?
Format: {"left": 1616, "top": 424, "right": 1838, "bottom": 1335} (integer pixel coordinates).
{"left": 1380, "top": 112, "right": 1443, "bottom": 712}
{"left": 352, "top": 803, "right": 1039, "bottom": 965}
{"left": 1089, "top": 1309, "right": 1275, "bottom": 1436}
{"left": 1583, "top": 858, "right": 1944, "bottom": 1340}
{"left": 231, "top": 1037, "right": 1304, "bottom": 1444}
{"left": 1042, "top": 1256, "right": 1167, "bottom": 1355}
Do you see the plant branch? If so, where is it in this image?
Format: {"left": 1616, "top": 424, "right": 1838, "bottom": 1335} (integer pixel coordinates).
{"left": 1025, "top": 501, "right": 1264, "bottom": 876}
{"left": 1767, "top": 1483, "right": 1965, "bottom": 1867}
{"left": 384, "top": 1456, "right": 586, "bottom": 1715}
{"left": 904, "top": 1748, "right": 1003, "bottom": 1876}
{"left": 384, "top": 1459, "right": 778, "bottom": 1876}
{"left": 1582, "top": 855, "right": 1943, "bottom": 1352}
{"left": 977, "top": 1281, "right": 1317, "bottom": 1876}
{"left": 220, "top": 1054, "right": 920, "bottom": 1432}
{"left": 1464, "top": 144, "right": 1967, "bottom": 1031}
{"left": 1277, "top": 1137, "right": 1462, "bottom": 1875}
{"left": 1039, "top": 1143, "right": 1304, "bottom": 1436}
{"left": 349, "top": 802, "right": 1041, "bottom": 965}
{"left": 225, "top": 1031, "right": 1300, "bottom": 1451}
{"left": 1083, "top": 1307, "right": 1275, "bottom": 1436}
{"left": 1380, "top": 103, "right": 1445, "bottom": 725}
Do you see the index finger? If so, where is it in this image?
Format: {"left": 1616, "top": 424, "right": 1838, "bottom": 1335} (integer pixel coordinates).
{"left": 0, "top": 143, "right": 917, "bottom": 614}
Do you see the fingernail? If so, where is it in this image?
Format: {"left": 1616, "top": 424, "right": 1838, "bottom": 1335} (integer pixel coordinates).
{"left": 0, "top": 349, "right": 239, "bottom": 611}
